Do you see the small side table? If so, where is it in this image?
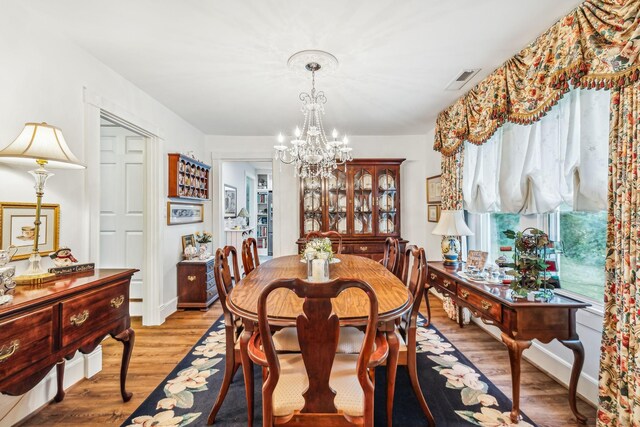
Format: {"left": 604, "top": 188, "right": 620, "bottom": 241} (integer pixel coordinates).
{"left": 177, "top": 257, "right": 217, "bottom": 310}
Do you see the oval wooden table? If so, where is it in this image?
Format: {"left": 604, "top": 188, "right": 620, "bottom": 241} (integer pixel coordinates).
{"left": 227, "top": 254, "right": 413, "bottom": 427}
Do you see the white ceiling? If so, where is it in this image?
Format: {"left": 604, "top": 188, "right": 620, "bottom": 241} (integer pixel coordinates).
{"left": 19, "top": 0, "right": 582, "bottom": 135}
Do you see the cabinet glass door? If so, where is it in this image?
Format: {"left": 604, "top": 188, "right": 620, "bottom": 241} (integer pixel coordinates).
{"left": 376, "top": 167, "right": 398, "bottom": 235}
{"left": 302, "top": 177, "right": 323, "bottom": 234}
{"left": 327, "top": 168, "right": 348, "bottom": 234}
{"left": 352, "top": 166, "right": 374, "bottom": 235}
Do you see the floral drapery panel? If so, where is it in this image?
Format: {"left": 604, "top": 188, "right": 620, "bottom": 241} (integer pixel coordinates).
{"left": 598, "top": 81, "right": 640, "bottom": 426}
{"left": 434, "top": 0, "right": 640, "bottom": 157}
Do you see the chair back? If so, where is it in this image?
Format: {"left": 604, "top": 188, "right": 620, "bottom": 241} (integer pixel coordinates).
{"left": 241, "top": 237, "right": 260, "bottom": 275}
{"left": 305, "top": 231, "right": 343, "bottom": 254}
{"left": 400, "top": 245, "right": 427, "bottom": 326}
{"left": 257, "top": 277, "right": 378, "bottom": 416}
{"left": 213, "top": 246, "right": 241, "bottom": 325}
{"left": 381, "top": 237, "right": 400, "bottom": 276}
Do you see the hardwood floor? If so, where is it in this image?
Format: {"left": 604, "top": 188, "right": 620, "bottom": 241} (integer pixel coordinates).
{"left": 18, "top": 298, "right": 596, "bottom": 426}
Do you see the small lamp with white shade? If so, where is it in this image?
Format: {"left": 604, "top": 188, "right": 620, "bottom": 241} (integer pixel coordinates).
{"left": 432, "top": 209, "right": 473, "bottom": 267}
{"left": 0, "top": 122, "right": 85, "bottom": 285}
{"left": 237, "top": 207, "right": 250, "bottom": 227}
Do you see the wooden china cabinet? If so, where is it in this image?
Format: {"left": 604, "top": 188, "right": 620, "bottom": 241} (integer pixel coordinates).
{"left": 296, "top": 158, "right": 406, "bottom": 261}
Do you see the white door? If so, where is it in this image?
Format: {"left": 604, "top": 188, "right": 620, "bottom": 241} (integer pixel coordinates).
{"left": 100, "top": 124, "right": 145, "bottom": 317}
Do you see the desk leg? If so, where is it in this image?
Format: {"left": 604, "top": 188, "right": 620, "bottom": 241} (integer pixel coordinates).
{"left": 501, "top": 333, "right": 531, "bottom": 423}
{"left": 113, "top": 328, "right": 135, "bottom": 402}
{"left": 457, "top": 305, "right": 464, "bottom": 328}
{"left": 239, "top": 324, "right": 254, "bottom": 427}
{"left": 386, "top": 328, "right": 400, "bottom": 427}
{"left": 560, "top": 339, "right": 588, "bottom": 424}
{"left": 54, "top": 360, "right": 65, "bottom": 402}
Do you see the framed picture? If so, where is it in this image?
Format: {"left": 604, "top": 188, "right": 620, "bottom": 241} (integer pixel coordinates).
{"left": 467, "top": 250, "right": 489, "bottom": 270}
{"left": 426, "top": 175, "right": 442, "bottom": 204}
{"left": 181, "top": 234, "right": 195, "bottom": 252}
{"left": 167, "top": 202, "right": 203, "bottom": 225}
{"left": 0, "top": 202, "right": 60, "bottom": 260}
{"left": 427, "top": 204, "right": 441, "bottom": 223}
{"left": 224, "top": 184, "right": 237, "bottom": 218}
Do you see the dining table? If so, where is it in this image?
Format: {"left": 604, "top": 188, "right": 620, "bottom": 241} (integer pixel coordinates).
{"left": 226, "top": 254, "right": 413, "bottom": 427}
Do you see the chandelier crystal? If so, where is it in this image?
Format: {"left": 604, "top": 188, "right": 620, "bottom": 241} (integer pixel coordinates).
{"left": 275, "top": 61, "right": 352, "bottom": 178}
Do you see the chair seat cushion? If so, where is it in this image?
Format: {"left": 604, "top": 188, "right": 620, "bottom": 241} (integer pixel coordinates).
{"left": 273, "top": 326, "right": 365, "bottom": 353}
{"left": 272, "top": 353, "right": 364, "bottom": 417}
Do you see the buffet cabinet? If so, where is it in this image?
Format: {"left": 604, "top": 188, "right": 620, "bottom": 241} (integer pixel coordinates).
{"left": 296, "top": 158, "right": 406, "bottom": 261}
{"left": 177, "top": 257, "right": 218, "bottom": 310}
{"left": 167, "top": 153, "right": 211, "bottom": 200}
{"left": 0, "top": 269, "right": 137, "bottom": 402}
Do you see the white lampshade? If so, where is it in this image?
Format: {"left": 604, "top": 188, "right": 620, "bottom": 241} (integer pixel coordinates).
{"left": 0, "top": 122, "right": 85, "bottom": 169}
{"left": 432, "top": 210, "right": 474, "bottom": 236}
{"left": 238, "top": 207, "right": 250, "bottom": 218}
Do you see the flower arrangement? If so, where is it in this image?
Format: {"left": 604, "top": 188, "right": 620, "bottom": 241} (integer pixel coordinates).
{"left": 195, "top": 231, "right": 212, "bottom": 244}
{"left": 502, "top": 227, "right": 551, "bottom": 299}
{"left": 301, "top": 238, "right": 334, "bottom": 260}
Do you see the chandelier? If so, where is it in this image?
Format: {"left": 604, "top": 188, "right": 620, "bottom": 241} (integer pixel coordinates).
{"left": 274, "top": 52, "right": 352, "bottom": 178}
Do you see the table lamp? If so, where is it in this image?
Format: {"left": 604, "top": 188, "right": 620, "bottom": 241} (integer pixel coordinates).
{"left": 0, "top": 123, "right": 85, "bottom": 285}
{"left": 238, "top": 207, "right": 250, "bottom": 227}
{"left": 432, "top": 209, "right": 473, "bottom": 267}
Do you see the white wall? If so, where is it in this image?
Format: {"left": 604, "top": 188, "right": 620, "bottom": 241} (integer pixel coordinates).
{"left": 0, "top": 3, "right": 205, "bottom": 423}
{"left": 206, "top": 134, "right": 442, "bottom": 257}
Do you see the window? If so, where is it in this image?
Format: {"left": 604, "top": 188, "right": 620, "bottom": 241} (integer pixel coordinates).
{"left": 468, "top": 210, "right": 606, "bottom": 303}
{"left": 555, "top": 208, "right": 607, "bottom": 302}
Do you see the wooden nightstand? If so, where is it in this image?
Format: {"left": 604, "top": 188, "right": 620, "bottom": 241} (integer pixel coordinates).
{"left": 177, "top": 257, "right": 218, "bottom": 310}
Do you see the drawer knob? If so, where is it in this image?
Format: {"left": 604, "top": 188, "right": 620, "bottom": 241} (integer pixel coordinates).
{"left": 430, "top": 273, "right": 437, "bottom": 281}
{"left": 481, "top": 300, "right": 492, "bottom": 310}
{"left": 187, "top": 275, "right": 197, "bottom": 282}
{"left": 110, "top": 295, "right": 125, "bottom": 309}
{"left": 460, "top": 290, "right": 469, "bottom": 299}
{"left": 443, "top": 280, "right": 451, "bottom": 288}
{"left": 359, "top": 246, "right": 368, "bottom": 252}
{"left": 207, "top": 290, "right": 215, "bottom": 299}
{"left": 0, "top": 339, "right": 19, "bottom": 363}
{"left": 70, "top": 310, "right": 90, "bottom": 326}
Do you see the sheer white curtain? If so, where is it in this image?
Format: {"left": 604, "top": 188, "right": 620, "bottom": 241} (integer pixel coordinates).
{"left": 463, "top": 88, "right": 610, "bottom": 214}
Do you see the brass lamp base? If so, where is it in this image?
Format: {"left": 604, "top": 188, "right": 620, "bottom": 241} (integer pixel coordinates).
{"left": 15, "top": 272, "right": 57, "bottom": 286}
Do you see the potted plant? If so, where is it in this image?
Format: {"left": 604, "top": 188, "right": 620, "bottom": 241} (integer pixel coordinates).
{"left": 502, "top": 227, "right": 552, "bottom": 300}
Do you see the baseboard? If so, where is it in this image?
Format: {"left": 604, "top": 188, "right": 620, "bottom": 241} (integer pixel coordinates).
{"left": 160, "top": 297, "right": 178, "bottom": 323}
{"left": 429, "top": 290, "right": 598, "bottom": 407}
{"left": 129, "top": 301, "right": 143, "bottom": 317}
{"left": 0, "top": 346, "right": 102, "bottom": 426}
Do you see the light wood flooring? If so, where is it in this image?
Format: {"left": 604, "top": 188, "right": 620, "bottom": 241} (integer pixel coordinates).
{"left": 19, "top": 298, "right": 596, "bottom": 426}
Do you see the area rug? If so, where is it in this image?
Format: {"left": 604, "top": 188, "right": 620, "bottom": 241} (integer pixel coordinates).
{"left": 121, "top": 316, "right": 536, "bottom": 426}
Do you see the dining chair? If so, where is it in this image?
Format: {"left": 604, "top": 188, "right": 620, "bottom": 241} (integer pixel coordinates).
{"left": 207, "top": 246, "right": 251, "bottom": 425}
{"left": 305, "top": 230, "right": 343, "bottom": 254}
{"left": 397, "top": 245, "right": 435, "bottom": 426}
{"left": 380, "top": 237, "right": 401, "bottom": 277}
{"left": 241, "top": 237, "right": 260, "bottom": 275}
{"left": 247, "top": 277, "right": 389, "bottom": 427}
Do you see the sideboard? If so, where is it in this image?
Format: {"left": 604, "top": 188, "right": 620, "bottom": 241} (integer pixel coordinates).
{"left": 0, "top": 269, "right": 137, "bottom": 403}
{"left": 426, "top": 261, "right": 590, "bottom": 424}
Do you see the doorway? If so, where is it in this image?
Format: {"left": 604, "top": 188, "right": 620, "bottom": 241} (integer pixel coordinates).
{"left": 221, "top": 161, "right": 274, "bottom": 267}
{"left": 99, "top": 116, "right": 146, "bottom": 316}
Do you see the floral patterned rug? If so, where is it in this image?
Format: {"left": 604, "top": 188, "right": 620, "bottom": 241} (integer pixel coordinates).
{"left": 121, "top": 316, "right": 536, "bottom": 426}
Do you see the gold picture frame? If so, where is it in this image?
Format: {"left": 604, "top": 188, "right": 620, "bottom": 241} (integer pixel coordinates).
{"left": 0, "top": 202, "right": 60, "bottom": 260}
{"left": 426, "top": 174, "right": 442, "bottom": 204}
{"left": 167, "top": 202, "right": 204, "bottom": 225}
{"left": 428, "top": 204, "right": 441, "bottom": 223}
{"left": 181, "top": 234, "right": 195, "bottom": 252}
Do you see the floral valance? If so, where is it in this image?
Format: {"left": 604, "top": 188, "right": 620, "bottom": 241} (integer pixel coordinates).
{"left": 434, "top": 0, "right": 640, "bottom": 156}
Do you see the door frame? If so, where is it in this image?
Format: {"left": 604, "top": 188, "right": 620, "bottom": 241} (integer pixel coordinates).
{"left": 83, "top": 87, "right": 164, "bottom": 326}
{"left": 212, "top": 154, "right": 292, "bottom": 256}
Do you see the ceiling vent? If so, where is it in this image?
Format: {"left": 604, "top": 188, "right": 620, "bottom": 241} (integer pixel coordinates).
{"left": 445, "top": 69, "right": 480, "bottom": 91}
